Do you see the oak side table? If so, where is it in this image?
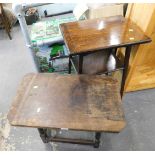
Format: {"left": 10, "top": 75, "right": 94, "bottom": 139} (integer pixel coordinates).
{"left": 8, "top": 73, "right": 125, "bottom": 148}
{"left": 60, "top": 15, "right": 151, "bottom": 97}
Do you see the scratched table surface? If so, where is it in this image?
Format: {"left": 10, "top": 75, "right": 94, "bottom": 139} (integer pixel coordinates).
{"left": 60, "top": 15, "right": 151, "bottom": 55}
{"left": 8, "top": 73, "right": 125, "bottom": 132}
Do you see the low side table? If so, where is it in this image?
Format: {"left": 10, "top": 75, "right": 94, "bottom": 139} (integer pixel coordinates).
{"left": 60, "top": 15, "right": 151, "bottom": 97}
{"left": 8, "top": 73, "right": 125, "bottom": 148}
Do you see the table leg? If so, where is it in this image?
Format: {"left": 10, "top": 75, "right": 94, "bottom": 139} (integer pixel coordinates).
{"left": 112, "top": 48, "right": 117, "bottom": 55}
{"left": 94, "top": 132, "right": 101, "bottom": 148}
{"left": 78, "top": 55, "right": 83, "bottom": 74}
{"left": 120, "top": 45, "right": 132, "bottom": 98}
{"left": 38, "top": 128, "right": 49, "bottom": 143}
{"left": 68, "top": 55, "right": 72, "bottom": 74}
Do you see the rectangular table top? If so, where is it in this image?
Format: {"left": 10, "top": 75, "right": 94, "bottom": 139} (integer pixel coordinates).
{"left": 8, "top": 73, "right": 125, "bottom": 132}
{"left": 60, "top": 15, "right": 151, "bottom": 55}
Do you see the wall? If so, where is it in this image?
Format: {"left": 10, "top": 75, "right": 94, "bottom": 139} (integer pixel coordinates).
{"left": 36, "top": 3, "right": 76, "bottom": 17}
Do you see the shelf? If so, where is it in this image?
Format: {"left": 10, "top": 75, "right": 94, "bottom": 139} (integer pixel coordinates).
{"left": 70, "top": 53, "right": 124, "bottom": 74}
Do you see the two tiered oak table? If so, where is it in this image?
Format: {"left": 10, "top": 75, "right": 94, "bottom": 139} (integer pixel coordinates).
{"left": 8, "top": 15, "right": 151, "bottom": 149}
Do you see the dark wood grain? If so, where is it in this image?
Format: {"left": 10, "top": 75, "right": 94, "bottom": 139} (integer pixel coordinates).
{"left": 8, "top": 73, "right": 125, "bottom": 132}
{"left": 60, "top": 15, "right": 151, "bottom": 55}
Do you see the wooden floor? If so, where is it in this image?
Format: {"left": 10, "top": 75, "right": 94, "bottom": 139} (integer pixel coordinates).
{"left": 126, "top": 64, "right": 155, "bottom": 92}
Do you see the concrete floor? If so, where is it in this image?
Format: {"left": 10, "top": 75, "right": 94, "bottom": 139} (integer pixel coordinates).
{"left": 0, "top": 24, "right": 155, "bottom": 151}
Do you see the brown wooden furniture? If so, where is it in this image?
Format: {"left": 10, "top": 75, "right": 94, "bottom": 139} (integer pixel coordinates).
{"left": 0, "top": 3, "right": 12, "bottom": 40}
{"left": 119, "top": 4, "right": 155, "bottom": 92}
{"left": 60, "top": 15, "right": 151, "bottom": 97}
{"left": 8, "top": 73, "right": 125, "bottom": 147}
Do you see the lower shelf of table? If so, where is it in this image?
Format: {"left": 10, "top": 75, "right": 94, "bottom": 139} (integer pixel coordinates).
{"left": 70, "top": 53, "right": 124, "bottom": 74}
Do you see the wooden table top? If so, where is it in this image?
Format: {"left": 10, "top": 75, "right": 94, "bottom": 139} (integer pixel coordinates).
{"left": 8, "top": 73, "right": 125, "bottom": 132}
{"left": 60, "top": 15, "right": 151, "bottom": 55}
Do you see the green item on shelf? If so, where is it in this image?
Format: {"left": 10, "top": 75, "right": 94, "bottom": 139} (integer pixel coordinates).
{"left": 48, "top": 67, "right": 55, "bottom": 73}
{"left": 51, "top": 44, "right": 64, "bottom": 57}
